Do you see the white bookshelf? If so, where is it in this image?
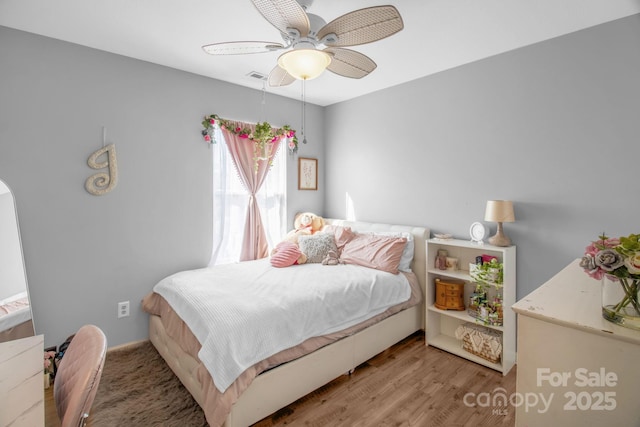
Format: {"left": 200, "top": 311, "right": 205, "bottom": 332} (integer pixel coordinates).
{"left": 425, "top": 238, "right": 516, "bottom": 375}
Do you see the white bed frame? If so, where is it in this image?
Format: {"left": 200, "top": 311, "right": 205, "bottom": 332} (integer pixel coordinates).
{"left": 148, "top": 219, "right": 429, "bottom": 427}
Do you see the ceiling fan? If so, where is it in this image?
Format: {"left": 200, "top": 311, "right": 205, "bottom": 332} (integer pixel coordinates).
{"left": 202, "top": 0, "right": 404, "bottom": 87}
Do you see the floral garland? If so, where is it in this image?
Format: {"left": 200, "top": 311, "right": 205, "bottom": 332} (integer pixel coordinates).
{"left": 201, "top": 114, "right": 298, "bottom": 155}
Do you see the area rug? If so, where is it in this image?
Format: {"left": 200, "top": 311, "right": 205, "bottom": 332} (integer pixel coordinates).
{"left": 87, "top": 340, "right": 207, "bottom": 427}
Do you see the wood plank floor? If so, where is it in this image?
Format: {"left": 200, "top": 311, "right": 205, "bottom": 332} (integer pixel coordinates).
{"left": 253, "top": 332, "right": 516, "bottom": 427}
{"left": 44, "top": 383, "right": 59, "bottom": 427}
{"left": 45, "top": 332, "right": 516, "bottom": 426}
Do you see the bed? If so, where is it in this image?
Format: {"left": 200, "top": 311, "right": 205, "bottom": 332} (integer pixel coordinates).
{"left": 0, "top": 291, "right": 33, "bottom": 343}
{"left": 142, "top": 219, "right": 429, "bottom": 427}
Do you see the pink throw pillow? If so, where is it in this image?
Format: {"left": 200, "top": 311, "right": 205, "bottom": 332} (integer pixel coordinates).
{"left": 340, "top": 233, "right": 407, "bottom": 274}
{"left": 271, "top": 241, "right": 302, "bottom": 268}
{"left": 323, "top": 225, "right": 356, "bottom": 253}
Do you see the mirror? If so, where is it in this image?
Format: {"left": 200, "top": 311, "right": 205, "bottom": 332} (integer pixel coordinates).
{"left": 0, "top": 179, "right": 34, "bottom": 342}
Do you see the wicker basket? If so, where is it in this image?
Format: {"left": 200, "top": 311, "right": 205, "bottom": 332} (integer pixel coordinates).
{"left": 455, "top": 323, "right": 502, "bottom": 364}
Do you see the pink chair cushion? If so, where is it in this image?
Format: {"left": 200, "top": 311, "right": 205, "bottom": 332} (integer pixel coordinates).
{"left": 54, "top": 324, "right": 107, "bottom": 427}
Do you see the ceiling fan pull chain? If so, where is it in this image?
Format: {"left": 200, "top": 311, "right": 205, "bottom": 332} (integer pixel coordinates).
{"left": 260, "top": 81, "right": 267, "bottom": 122}
{"left": 301, "top": 78, "right": 307, "bottom": 145}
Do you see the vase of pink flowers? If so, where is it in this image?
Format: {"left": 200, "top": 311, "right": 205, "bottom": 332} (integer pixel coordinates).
{"left": 44, "top": 350, "right": 56, "bottom": 388}
{"left": 580, "top": 233, "right": 640, "bottom": 330}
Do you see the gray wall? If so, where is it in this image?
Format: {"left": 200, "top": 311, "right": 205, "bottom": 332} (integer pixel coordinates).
{"left": 2, "top": 14, "right": 638, "bottom": 347}
{"left": 0, "top": 26, "right": 324, "bottom": 347}
{"left": 325, "top": 14, "right": 640, "bottom": 300}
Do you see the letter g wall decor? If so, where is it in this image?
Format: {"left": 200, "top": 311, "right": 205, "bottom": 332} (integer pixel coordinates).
{"left": 85, "top": 127, "right": 118, "bottom": 196}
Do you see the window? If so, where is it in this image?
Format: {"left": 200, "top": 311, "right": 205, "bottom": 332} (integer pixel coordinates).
{"left": 209, "top": 125, "right": 287, "bottom": 265}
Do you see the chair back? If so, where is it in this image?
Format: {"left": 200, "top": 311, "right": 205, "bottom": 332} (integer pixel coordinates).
{"left": 53, "top": 324, "right": 107, "bottom": 427}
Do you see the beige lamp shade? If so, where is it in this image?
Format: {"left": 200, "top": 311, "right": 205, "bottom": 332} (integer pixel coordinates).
{"left": 484, "top": 200, "right": 515, "bottom": 247}
{"left": 484, "top": 200, "right": 515, "bottom": 223}
{"left": 277, "top": 49, "right": 332, "bottom": 80}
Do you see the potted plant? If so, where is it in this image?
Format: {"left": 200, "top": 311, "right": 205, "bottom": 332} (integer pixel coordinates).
{"left": 470, "top": 258, "right": 504, "bottom": 287}
{"left": 469, "top": 258, "right": 504, "bottom": 326}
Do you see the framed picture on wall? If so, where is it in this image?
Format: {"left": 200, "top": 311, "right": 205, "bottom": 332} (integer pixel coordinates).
{"left": 298, "top": 157, "right": 318, "bottom": 190}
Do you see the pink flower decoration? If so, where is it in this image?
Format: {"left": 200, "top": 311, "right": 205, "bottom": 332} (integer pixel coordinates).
{"left": 204, "top": 135, "right": 211, "bottom": 142}
{"left": 209, "top": 118, "right": 215, "bottom": 124}
{"left": 288, "top": 141, "right": 295, "bottom": 149}
{"left": 271, "top": 136, "right": 278, "bottom": 142}
{"left": 587, "top": 267, "right": 605, "bottom": 281}
{"left": 239, "top": 133, "right": 248, "bottom": 139}
{"left": 585, "top": 238, "right": 620, "bottom": 256}
{"left": 581, "top": 236, "right": 625, "bottom": 281}
{"left": 235, "top": 127, "right": 241, "bottom": 133}
{"left": 584, "top": 243, "right": 599, "bottom": 257}
{"left": 44, "top": 351, "right": 56, "bottom": 370}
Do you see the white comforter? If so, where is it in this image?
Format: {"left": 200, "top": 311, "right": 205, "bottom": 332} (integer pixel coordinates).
{"left": 153, "top": 259, "right": 411, "bottom": 393}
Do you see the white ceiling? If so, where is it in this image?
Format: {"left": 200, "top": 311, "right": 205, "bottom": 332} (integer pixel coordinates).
{"left": 1, "top": 0, "right": 639, "bottom": 106}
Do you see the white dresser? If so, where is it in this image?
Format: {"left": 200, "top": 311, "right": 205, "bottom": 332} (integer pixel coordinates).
{"left": 0, "top": 335, "right": 44, "bottom": 427}
{"left": 512, "top": 260, "right": 640, "bottom": 426}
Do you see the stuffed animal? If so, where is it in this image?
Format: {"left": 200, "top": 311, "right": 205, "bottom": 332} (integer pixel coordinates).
{"left": 271, "top": 212, "right": 325, "bottom": 259}
{"left": 322, "top": 250, "right": 343, "bottom": 266}
{"left": 278, "top": 212, "right": 325, "bottom": 246}
{"left": 282, "top": 226, "right": 312, "bottom": 245}
{"left": 293, "top": 212, "right": 325, "bottom": 235}
{"left": 270, "top": 241, "right": 307, "bottom": 267}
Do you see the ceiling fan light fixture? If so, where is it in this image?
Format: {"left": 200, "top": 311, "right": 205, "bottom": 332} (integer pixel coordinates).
{"left": 277, "top": 49, "right": 332, "bottom": 80}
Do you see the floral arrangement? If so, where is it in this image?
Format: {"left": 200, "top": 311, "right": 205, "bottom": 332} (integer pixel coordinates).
{"left": 468, "top": 291, "right": 503, "bottom": 327}
{"left": 468, "top": 257, "right": 504, "bottom": 326}
{"left": 44, "top": 350, "right": 56, "bottom": 374}
{"left": 580, "top": 233, "right": 640, "bottom": 280}
{"left": 580, "top": 233, "right": 640, "bottom": 320}
{"left": 201, "top": 114, "right": 298, "bottom": 155}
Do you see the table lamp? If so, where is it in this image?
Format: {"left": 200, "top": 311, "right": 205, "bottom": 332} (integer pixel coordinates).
{"left": 484, "top": 200, "right": 515, "bottom": 247}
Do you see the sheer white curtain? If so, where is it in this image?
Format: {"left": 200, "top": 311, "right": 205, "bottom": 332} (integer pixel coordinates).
{"left": 209, "top": 125, "right": 287, "bottom": 265}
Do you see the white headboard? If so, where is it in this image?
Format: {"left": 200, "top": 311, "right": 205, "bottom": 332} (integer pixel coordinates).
{"left": 324, "top": 219, "right": 430, "bottom": 300}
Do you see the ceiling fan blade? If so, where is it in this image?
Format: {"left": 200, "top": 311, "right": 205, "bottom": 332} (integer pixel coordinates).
{"left": 202, "top": 41, "right": 284, "bottom": 55}
{"left": 317, "top": 6, "right": 403, "bottom": 47}
{"left": 251, "top": 0, "right": 310, "bottom": 38}
{"left": 325, "top": 48, "right": 377, "bottom": 79}
{"left": 268, "top": 65, "right": 296, "bottom": 87}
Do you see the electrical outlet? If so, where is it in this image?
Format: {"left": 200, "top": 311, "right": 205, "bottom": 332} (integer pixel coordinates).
{"left": 117, "top": 301, "right": 130, "bottom": 318}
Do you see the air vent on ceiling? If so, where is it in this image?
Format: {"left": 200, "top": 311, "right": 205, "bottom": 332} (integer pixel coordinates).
{"left": 246, "top": 71, "right": 267, "bottom": 81}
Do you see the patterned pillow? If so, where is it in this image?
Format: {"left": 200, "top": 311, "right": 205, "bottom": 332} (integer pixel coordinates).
{"left": 270, "top": 241, "right": 302, "bottom": 268}
{"left": 298, "top": 233, "right": 338, "bottom": 263}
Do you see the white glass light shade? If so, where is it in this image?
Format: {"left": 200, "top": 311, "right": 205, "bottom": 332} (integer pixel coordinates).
{"left": 484, "top": 200, "right": 515, "bottom": 223}
{"left": 277, "top": 49, "right": 331, "bottom": 80}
